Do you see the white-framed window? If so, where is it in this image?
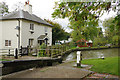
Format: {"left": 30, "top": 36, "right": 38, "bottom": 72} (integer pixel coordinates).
{"left": 30, "top": 24, "right": 34, "bottom": 30}
{"left": 5, "top": 40, "right": 11, "bottom": 46}
{"left": 29, "top": 39, "right": 34, "bottom": 46}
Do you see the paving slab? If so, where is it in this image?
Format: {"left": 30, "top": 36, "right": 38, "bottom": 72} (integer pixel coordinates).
{"left": 87, "top": 73, "right": 119, "bottom": 78}
{"left": 2, "top": 61, "right": 92, "bottom": 78}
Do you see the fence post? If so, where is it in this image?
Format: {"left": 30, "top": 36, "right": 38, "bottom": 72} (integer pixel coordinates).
{"left": 58, "top": 45, "right": 59, "bottom": 55}
{"left": 63, "top": 45, "right": 64, "bottom": 52}
{"left": 27, "top": 46, "right": 29, "bottom": 55}
{"left": 51, "top": 46, "right": 53, "bottom": 58}
{"left": 8, "top": 49, "right": 10, "bottom": 55}
{"left": 65, "top": 45, "right": 66, "bottom": 51}
{"left": 14, "top": 48, "right": 18, "bottom": 59}
{"left": 45, "top": 47, "right": 48, "bottom": 56}
{"left": 43, "top": 49, "right": 44, "bottom": 56}
{"left": 20, "top": 46, "right": 22, "bottom": 54}
{"left": 36, "top": 48, "right": 37, "bottom": 55}
{"left": 54, "top": 47, "right": 56, "bottom": 55}
{"left": 48, "top": 46, "right": 50, "bottom": 57}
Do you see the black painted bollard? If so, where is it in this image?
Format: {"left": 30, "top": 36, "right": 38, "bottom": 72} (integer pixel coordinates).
{"left": 14, "top": 48, "right": 18, "bottom": 59}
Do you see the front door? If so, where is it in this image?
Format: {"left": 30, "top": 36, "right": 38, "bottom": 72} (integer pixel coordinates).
{"left": 38, "top": 40, "right": 44, "bottom": 45}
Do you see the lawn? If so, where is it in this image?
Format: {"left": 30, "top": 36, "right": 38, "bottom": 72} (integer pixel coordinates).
{"left": 81, "top": 57, "right": 119, "bottom": 76}
{"left": 0, "top": 59, "right": 11, "bottom": 61}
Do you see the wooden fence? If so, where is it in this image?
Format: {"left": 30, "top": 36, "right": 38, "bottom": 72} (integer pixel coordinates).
{"left": 28, "top": 44, "right": 73, "bottom": 58}
{"left": 0, "top": 43, "right": 76, "bottom": 58}
{"left": 0, "top": 49, "right": 14, "bottom": 56}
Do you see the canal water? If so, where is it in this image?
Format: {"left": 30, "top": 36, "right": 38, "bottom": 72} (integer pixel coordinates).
{"left": 65, "top": 48, "right": 119, "bottom": 61}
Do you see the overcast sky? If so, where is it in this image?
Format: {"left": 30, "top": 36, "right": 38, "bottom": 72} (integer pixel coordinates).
{"left": 0, "top": 0, "right": 117, "bottom": 32}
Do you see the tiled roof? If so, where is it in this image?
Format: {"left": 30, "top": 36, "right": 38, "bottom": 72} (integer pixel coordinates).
{"left": 0, "top": 10, "right": 53, "bottom": 27}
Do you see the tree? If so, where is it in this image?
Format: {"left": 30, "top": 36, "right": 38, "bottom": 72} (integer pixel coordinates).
{"left": 45, "top": 19, "right": 70, "bottom": 45}
{"left": 52, "top": 2, "right": 117, "bottom": 42}
{"left": 12, "top": 2, "right": 24, "bottom": 11}
{"left": 0, "top": 2, "right": 9, "bottom": 16}
{"left": 114, "top": 14, "right": 120, "bottom": 45}
{"left": 103, "top": 16, "right": 120, "bottom": 45}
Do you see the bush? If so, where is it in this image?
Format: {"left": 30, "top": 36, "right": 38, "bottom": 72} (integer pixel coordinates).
{"left": 38, "top": 43, "right": 47, "bottom": 57}
{"left": 39, "top": 43, "right": 46, "bottom": 49}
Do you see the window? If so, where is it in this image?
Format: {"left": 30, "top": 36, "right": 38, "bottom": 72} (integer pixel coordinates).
{"left": 44, "top": 27, "right": 48, "bottom": 33}
{"left": 29, "top": 39, "right": 34, "bottom": 46}
{"left": 30, "top": 24, "right": 34, "bottom": 30}
{"left": 5, "top": 40, "right": 11, "bottom": 46}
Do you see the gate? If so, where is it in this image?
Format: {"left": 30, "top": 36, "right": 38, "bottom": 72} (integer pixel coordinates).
{"left": 19, "top": 46, "right": 29, "bottom": 56}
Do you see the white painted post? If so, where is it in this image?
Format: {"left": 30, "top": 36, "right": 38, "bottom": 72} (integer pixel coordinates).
{"left": 77, "top": 51, "right": 81, "bottom": 67}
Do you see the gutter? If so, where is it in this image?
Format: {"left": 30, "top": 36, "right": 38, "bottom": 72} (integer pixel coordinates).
{"left": 0, "top": 18, "right": 54, "bottom": 27}
{"left": 17, "top": 19, "right": 20, "bottom": 49}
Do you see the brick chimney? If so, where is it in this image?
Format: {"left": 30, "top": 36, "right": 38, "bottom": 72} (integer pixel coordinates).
{"left": 23, "top": 0, "right": 32, "bottom": 14}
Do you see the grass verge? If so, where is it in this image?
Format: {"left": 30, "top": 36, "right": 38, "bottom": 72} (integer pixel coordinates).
{"left": 0, "top": 59, "right": 11, "bottom": 61}
{"left": 81, "top": 57, "right": 119, "bottom": 76}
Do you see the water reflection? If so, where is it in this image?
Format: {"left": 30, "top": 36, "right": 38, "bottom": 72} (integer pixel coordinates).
{"left": 65, "top": 48, "right": 119, "bottom": 60}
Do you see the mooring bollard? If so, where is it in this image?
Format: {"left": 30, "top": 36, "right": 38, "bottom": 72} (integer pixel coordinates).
{"left": 77, "top": 51, "right": 81, "bottom": 67}
{"left": 14, "top": 48, "right": 18, "bottom": 59}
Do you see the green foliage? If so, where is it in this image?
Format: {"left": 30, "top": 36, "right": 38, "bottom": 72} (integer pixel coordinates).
{"left": 45, "top": 19, "right": 70, "bottom": 45}
{"left": 103, "top": 16, "right": 120, "bottom": 46}
{"left": 82, "top": 57, "right": 119, "bottom": 76}
{"left": 38, "top": 43, "right": 46, "bottom": 57}
{"left": 114, "top": 15, "right": 120, "bottom": 45}
{"left": 0, "top": 59, "right": 11, "bottom": 61}
{"left": 69, "top": 41, "right": 77, "bottom": 48}
{"left": 93, "top": 36, "right": 108, "bottom": 46}
{"left": 0, "top": 2, "right": 9, "bottom": 16}
{"left": 39, "top": 43, "right": 46, "bottom": 49}
{"left": 112, "top": 35, "right": 119, "bottom": 45}
{"left": 38, "top": 51, "right": 45, "bottom": 57}
{"left": 52, "top": 2, "right": 114, "bottom": 43}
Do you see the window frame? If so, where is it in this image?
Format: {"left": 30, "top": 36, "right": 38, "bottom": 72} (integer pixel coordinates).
{"left": 29, "top": 39, "right": 34, "bottom": 46}
{"left": 5, "top": 40, "right": 11, "bottom": 47}
{"left": 30, "top": 23, "right": 34, "bottom": 31}
{"left": 44, "top": 27, "right": 48, "bottom": 33}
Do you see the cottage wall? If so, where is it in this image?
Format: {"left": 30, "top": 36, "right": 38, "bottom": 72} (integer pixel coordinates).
{"left": 1, "top": 20, "right": 18, "bottom": 49}
{"left": 20, "top": 20, "right": 52, "bottom": 47}
{"left": 0, "top": 19, "right": 52, "bottom": 49}
{"left": 0, "top": 21, "right": 2, "bottom": 49}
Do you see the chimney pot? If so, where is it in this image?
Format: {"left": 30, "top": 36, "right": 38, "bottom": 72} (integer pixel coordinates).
{"left": 25, "top": 2, "right": 27, "bottom": 5}
{"left": 24, "top": 1, "right": 32, "bottom": 14}
{"left": 28, "top": 0, "right": 29, "bottom": 4}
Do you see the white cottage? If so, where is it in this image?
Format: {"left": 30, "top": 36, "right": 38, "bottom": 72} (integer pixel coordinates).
{"left": 0, "top": 1, "right": 53, "bottom": 49}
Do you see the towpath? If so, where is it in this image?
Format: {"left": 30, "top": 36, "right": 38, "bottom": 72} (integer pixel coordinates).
{"left": 2, "top": 60, "right": 92, "bottom": 78}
